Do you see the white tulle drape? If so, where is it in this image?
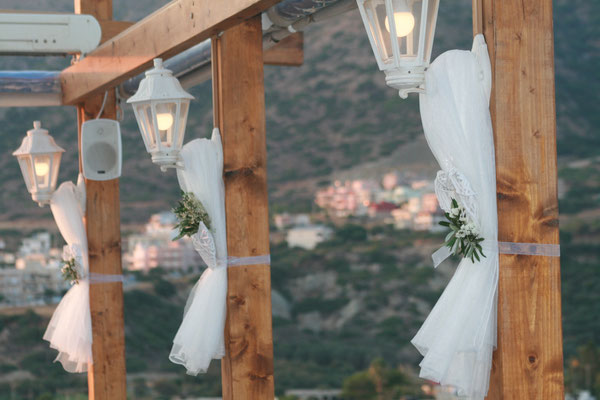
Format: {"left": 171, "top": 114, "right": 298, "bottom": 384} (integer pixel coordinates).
{"left": 169, "top": 128, "right": 228, "bottom": 375}
{"left": 44, "top": 180, "right": 92, "bottom": 373}
{"left": 411, "top": 35, "right": 498, "bottom": 399}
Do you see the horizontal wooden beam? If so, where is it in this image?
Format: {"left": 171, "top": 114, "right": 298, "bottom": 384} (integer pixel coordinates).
{"left": 60, "top": 0, "right": 279, "bottom": 105}
{"left": 263, "top": 33, "right": 303, "bottom": 66}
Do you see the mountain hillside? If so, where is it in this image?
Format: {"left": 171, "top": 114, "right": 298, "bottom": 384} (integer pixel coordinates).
{"left": 1, "top": 0, "right": 596, "bottom": 224}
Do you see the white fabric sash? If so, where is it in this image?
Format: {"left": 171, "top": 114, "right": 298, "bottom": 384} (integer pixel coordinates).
{"left": 411, "top": 35, "right": 498, "bottom": 399}
{"left": 44, "top": 180, "right": 92, "bottom": 373}
{"left": 169, "top": 128, "right": 229, "bottom": 375}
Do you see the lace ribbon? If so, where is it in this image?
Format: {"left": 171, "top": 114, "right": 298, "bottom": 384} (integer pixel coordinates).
{"left": 433, "top": 241, "right": 560, "bottom": 267}
{"left": 191, "top": 223, "right": 270, "bottom": 269}
{"left": 435, "top": 168, "right": 478, "bottom": 224}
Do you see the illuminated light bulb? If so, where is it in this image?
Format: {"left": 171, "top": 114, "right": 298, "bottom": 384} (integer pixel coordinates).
{"left": 384, "top": 11, "right": 415, "bottom": 37}
{"left": 35, "top": 161, "right": 49, "bottom": 177}
{"left": 156, "top": 112, "right": 174, "bottom": 131}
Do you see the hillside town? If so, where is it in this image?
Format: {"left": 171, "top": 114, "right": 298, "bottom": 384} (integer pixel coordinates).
{"left": 314, "top": 171, "right": 443, "bottom": 231}
{"left": 0, "top": 171, "right": 443, "bottom": 308}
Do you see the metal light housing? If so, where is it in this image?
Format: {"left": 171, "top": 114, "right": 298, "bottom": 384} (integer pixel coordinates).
{"left": 357, "top": 0, "right": 439, "bottom": 98}
{"left": 13, "top": 121, "right": 65, "bottom": 206}
{"left": 127, "top": 58, "right": 194, "bottom": 171}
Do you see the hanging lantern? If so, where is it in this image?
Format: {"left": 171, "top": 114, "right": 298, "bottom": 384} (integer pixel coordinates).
{"left": 357, "top": 0, "right": 440, "bottom": 98}
{"left": 13, "top": 121, "right": 65, "bottom": 206}
{"left": 127, "top": 58, "right": 194, "bottom": 171}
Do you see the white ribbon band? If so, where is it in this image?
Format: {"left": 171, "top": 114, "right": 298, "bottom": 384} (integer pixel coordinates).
{"left": 227, "top": 254, "right": 271, "bottom": 267}
{"left": 433, "top": 241, "right": 560, "bottom": 268}
{"left": 89, "top": 272, "right": 125, "bottom": 284}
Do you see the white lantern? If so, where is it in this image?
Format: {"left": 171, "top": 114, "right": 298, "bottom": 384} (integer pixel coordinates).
{"left": 357, "top": 0, "right": 440, "bottom": 98}
{"left": 13, "top": 121, "right": 65, "bottom": 206}
{"left": 127, "top": 58, "right": 194, "bottom": 171}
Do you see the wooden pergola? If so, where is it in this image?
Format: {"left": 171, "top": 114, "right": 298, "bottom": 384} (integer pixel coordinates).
{"left": 15, "top": 0, "right": 565, "bottom": 398}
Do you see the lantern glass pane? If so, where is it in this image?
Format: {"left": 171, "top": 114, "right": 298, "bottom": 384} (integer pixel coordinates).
{"left": 423, "top": 0, "right": 439, "bottom": 64}
{"left": 176, "top": 101, "right": 189, "bottom": 150}
{"left": 364, "top": 0, "right": 393, "bottom": 64}
{"left": 17, "top": 156, "right": 34, "bottom": 192}
{"left": 33, "top": 154, "right": 51, "bottom": 188}
{"left": 141, "top": 104, "right": 157, "bottom": 150}
{"left": 391, "top": 0, "right": 423, "bottom": 60}
{"left": 154, "top": 102, "right": 177, "bottom": 148}
{"left": 51, "top": 152, "right": 62, "bottom": 190}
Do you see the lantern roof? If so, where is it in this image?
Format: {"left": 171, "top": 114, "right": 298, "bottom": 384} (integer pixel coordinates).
{"left": 12, "top": 121, "right": 65, "bottom": 156}
{"left": 127, "top": 58, "right": 194, "bottom": 104}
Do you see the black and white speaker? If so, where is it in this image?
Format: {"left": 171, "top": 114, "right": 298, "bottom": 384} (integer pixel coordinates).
{"left": 81, "top": 119, "right": 122, "bottom": 181}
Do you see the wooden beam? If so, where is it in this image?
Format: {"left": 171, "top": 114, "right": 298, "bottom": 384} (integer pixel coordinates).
{"left": 75, "top": 0, "right": 112, "bottom": 20}
{"left": 75, "top": 1, "right": 127, "bottom": 400}
{"left": 61, "top": 0, "right": 279, "bottom": 105}
{"left": 212, "top": 16, "right": 275, "bottom": 400}
{"left": 478, "top": 1, "right": 565, "bottom": 398}
{"left": 263, "top": 33, "right": 304, "bottom": 66}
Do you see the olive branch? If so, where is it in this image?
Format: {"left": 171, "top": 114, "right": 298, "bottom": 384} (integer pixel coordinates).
{"left": 172, "top": 191, "right": 211, "bottom": 241}
{"left": 439, "top": 198, "right": 486, "bottom": 263}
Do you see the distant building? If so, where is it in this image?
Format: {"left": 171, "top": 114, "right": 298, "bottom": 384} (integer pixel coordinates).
{"left": 131, "top": 240, "right": 201, "bottom": 271}
{"left": 18, "top": 232, "right": 51, "bottom": 257}
{"left": 284, "top": 389, "right": 342, "bottom": 400}
{"left": 125, "top": 212, "right": 203, "bottom": 272}
{"left": 315, "top": 179, "right": 378, "bottom": 217}
{"left": 273, "top": 213, "right": 311, "bottom": 230}
{"left": 382, "top": 172, "right": 399, "bottom": 190}
{"left": 421, "top": 192, "right": 439, "bottom": 213}
{"left": 414, "top": 211, "right": 434, "bottom": 231}
{"left": 0, "top": 252, "right": 15, "bottom": 265}
{"left": 287, "top": 225, "right": 333, "bottom": 250}
{"left": 368, "top": 201, "right": 398, "bottom": 218}
{"left": 15, "top": 253, "right": 47, "bottom": 270}
{"left": 0, "top": 265, "right": 66, "bottom": 307}
{"left": 391, "top": 208, "right": 413, "bottom": 229}
{"left": 411, "top": 179, "right": 430, "bottom": 190}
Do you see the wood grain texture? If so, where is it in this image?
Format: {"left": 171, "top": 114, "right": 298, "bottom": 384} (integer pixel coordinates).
{"left": 212, "top": 16, "right": 275, "bottom": 400}
{"left": 77, "top": 90, "right": 128, "bottom": 400}
{"left": 61, "top": 0, "right": 279, "bottom": 105}
{"left": 74, "top": 0, "right": 112, "bottom": 20}
{"left": 263, "top": 33, "right": 304, "bottom": 66}
{"left": 478, "top": 1, "right": 564, "bottom": 398}
{"left": 76, "top": 2, "right": 127, "bottom": 399}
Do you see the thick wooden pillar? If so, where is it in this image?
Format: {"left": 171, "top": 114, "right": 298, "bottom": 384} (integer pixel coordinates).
{"left": 75, "top": 1, "right": 127, "bottom": 399}
{"left": 212, "top": 16, "right": 275, "bottom": 400}
{"left": 475, "top": 0, "right": 565, "bottom": 398}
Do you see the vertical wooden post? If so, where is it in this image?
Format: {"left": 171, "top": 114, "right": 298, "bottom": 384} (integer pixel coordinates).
{"left": 477, "top": 0, "right": 565, "bottom": 398}
{"left": 212, "top": 16, "right": 275, "bottom": 400}
{"left": 75, "top": 1, "right": 127, "bottom": 399}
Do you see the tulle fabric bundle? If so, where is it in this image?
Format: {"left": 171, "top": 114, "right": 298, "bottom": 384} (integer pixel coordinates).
{"left": 169, "top": 128, "right": 228, "bottom": 375}
{"left": 44, "top": 181, "right": 92, "bottom": 373}
{"left": 411, "top": 35, "right": 499, "bottom": 399}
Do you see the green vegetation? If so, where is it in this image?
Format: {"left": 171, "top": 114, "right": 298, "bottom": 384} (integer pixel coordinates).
{"left": 341, "top": 358, "right": 428, "bottom": 400}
